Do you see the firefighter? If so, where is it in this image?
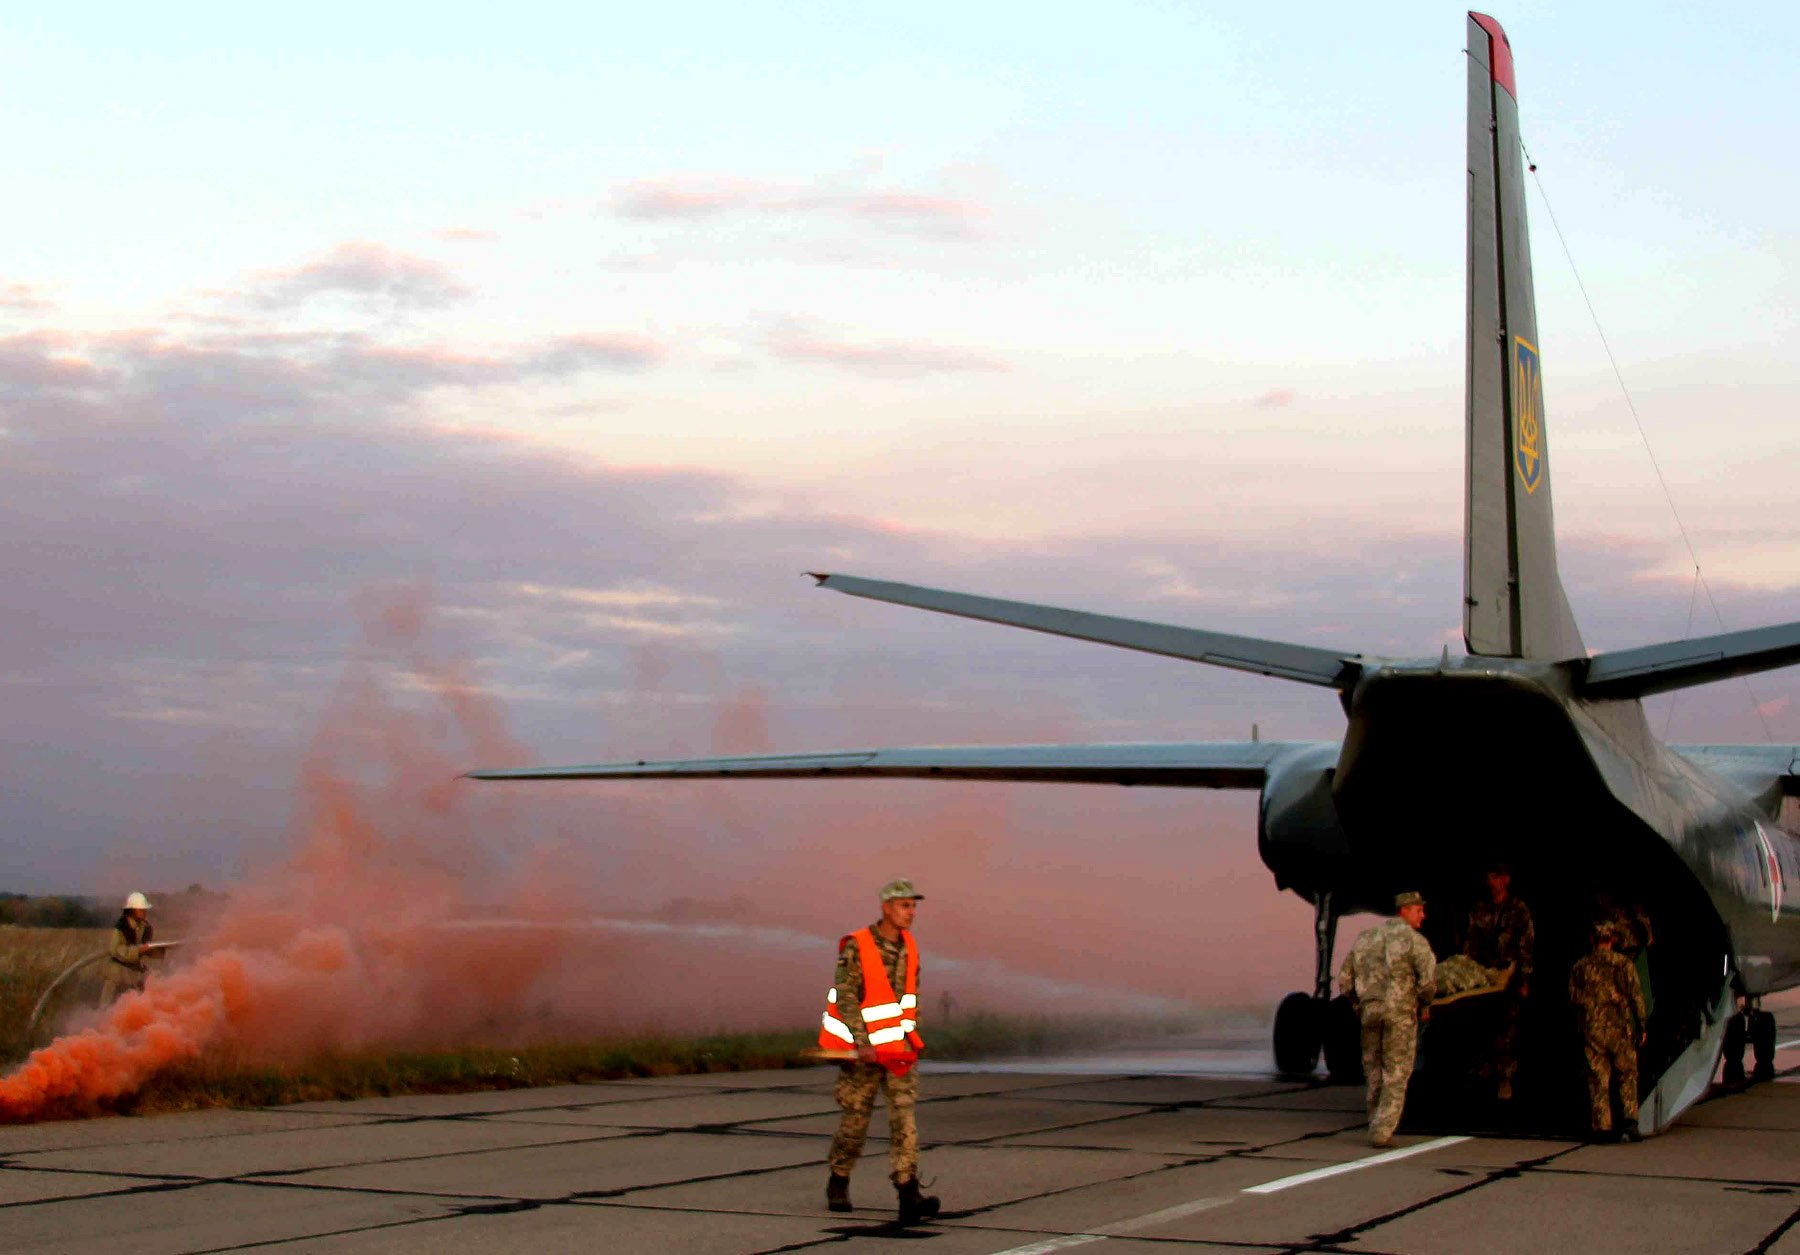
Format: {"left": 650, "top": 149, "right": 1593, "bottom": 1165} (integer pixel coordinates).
{"left": 99, "top": 892, "right": 157, "bottom": 1007}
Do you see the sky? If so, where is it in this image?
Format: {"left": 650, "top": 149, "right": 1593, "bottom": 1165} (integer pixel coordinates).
{"left": 2, "top": 1, "right": 1797, "bottom": 965}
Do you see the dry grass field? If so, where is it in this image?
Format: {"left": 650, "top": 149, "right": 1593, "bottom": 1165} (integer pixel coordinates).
{"left": 8, "top": 1011, "right": 1169, "bottom": 1120}
{"left": 0, "top": 927, "right": 111, "bottom": 1059}
{"left": 1, "top": 927, "right": 1201, "bottom": 1120}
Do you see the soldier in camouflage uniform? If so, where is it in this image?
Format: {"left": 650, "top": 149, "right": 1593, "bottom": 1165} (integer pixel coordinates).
{"left": 1339, "top": 891, "right": 1437, "bottom": 1147}
{"left": 825, "top": 879, "right": 940, "bottom": 1224}
{"left": 1596, "top": 894, "right": 1655, "bottom": 1023}
{"left": 1463, "top": 861, "right": 1534, "bottom": 1101}
{"left": 1568, "top": 922, "right": 1646, "bottom": 1141}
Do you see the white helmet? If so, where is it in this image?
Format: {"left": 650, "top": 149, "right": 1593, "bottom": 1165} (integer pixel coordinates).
{"left": 123, "top": 892, "right": 152, "bottom": 911}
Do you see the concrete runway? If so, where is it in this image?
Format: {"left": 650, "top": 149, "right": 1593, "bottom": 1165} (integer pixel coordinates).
{"left": 0, "top": 1024, "right": 1795, "bottom": 1253}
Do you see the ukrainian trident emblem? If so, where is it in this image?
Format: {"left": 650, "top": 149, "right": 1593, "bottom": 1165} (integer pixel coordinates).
{"left": 1513, "top": 337, "right": 1544, "bottom": 494}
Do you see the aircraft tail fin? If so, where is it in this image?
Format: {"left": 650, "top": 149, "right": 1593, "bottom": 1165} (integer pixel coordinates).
{"left": 1463, "top": 13, "right": 1585, "bottom": 661}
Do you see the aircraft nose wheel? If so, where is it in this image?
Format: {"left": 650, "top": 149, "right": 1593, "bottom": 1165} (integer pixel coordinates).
{"left": 1274, "top": 891, "right": 1349, "bottom": 1079}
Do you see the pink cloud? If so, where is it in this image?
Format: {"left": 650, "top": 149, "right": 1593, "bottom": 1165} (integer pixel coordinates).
{"left": 766, "top": 324, "right": 1008, "bottom": 376}
{"left": 1254, "top": 388, "right": 1296, "bottom": 409}
{"left": 612, "top": 176, "right": 991, "bottom": 239}
{"left": 614, "top": 178, "right": 765, "bottom": 219}
{"left": 526, "top": 332, "right": 666, "bottom": 374}
{"left": 247, "top": 242, "right": 471, "bottom": 314}
{"left": 0, "top": 283, "right": 51, "bottom": 315}
{"left": 435, "top": 227, "right": 499, "bottom": 243}
{"left": 848, "top": 191, "right": 988, "bottom": 238}
{"left": 0, "top": 330, "right": 97, "bottom": 392}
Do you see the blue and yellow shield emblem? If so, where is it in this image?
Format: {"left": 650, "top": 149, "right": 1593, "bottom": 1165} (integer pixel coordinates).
{"left": 1513, "top": 336, "right": 1544, "bottom": 494}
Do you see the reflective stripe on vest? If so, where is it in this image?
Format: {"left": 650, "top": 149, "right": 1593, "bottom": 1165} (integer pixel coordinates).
{"left": 817, "top": 927, "right": 924, "bottom": 1064}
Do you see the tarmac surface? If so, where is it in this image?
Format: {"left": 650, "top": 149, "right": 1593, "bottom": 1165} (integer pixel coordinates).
{"left": 0, "top": 1018, "right": 1795, "bottom": 1254}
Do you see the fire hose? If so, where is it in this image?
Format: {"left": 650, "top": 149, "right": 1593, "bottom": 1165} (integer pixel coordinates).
{"left": 25, "top": 941, "right": 182, "bottom": 1044}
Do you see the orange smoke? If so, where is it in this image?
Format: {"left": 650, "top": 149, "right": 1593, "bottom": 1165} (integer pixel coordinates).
{"left": 2, "top": 592, "right": 1319, "bottom": 1122}
{"left": 0, "top": 592, "right": 585, "bottom": 1121}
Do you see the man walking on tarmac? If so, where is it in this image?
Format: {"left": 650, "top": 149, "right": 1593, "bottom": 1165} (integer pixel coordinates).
{"left": 820, "top": 878, "right": 941, "bottom": 1225}
{"left": 1339, "top": 892, "right": 1437, "bottom": 1147}
{"left": 1569, "top": 922, "right": 1646, "bottom": 1142}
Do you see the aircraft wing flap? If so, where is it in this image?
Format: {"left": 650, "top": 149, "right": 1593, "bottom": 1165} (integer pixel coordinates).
{"left": 812, "top": 573, "right": 1361, "bottom": 689}
{"left": 1583, "top": 621, "right": 1800, "bottom": 699}
{"left": 468, "top": 740, "right": 1328, "bottom": 789}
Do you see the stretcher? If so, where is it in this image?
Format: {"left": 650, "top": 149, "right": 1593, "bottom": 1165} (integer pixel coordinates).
{"left": 1429, "top": 961, "right": 1515, "bottom": 1007}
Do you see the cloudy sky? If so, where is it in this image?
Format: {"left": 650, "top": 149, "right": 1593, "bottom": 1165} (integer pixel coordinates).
{"left": 3, "top": 3, "right": 1796, "bottom": 912}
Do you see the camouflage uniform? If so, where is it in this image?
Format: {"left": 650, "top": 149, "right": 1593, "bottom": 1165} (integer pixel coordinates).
{"left": 1463, "top": 895, "right": 1534, "bottom": 1097}
{"left": 1603, "top": 904, "right": 1656, "bottom": 1022}
{"left": 1568, "top": 942, "right": 1645, "bottom": 1133}
{"left": 1339, "top": 916, "right": 1436, "bottom": 1145}
{"left": 98, "top": 914, "right": 152, "bottom": 1007}
{"left": 827, "top": 927, "right": 922, "bottom": 1179}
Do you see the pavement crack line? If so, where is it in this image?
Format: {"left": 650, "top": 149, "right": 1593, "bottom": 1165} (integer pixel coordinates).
{"left": 1534, "top": 1164, "right": 1800, "bottom": 1190}
{"left": 946, "top": 1107, "right": 1360, "bottom": 1154}
{"left": 1288, "top": 1142, "right": 1586, "bottom": 1252}
{"left": 177, "top": 1201, "right": 532, "bottom": 1255}
{"left": 930, "top": 1117, "right": 1387, "bottom": 1229}
{"left": 1743, "top": 1201, "right": 1800, "bottom": 1255}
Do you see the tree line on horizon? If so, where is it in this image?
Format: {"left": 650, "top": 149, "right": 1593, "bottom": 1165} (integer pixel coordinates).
{"left": 0, "top": 886, "right": 225, "bottom": 930}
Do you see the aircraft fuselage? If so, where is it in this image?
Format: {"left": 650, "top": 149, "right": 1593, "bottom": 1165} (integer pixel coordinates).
{"left": 1258, "top": 658, "right": 1798, "bottom": 995}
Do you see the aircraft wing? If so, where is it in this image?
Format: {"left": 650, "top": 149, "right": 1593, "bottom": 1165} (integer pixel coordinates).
{"left": 809, "top": 573, "right": 1363, "bottom": 689}
{"left": 1672, "top": 744, "right": 1800, "bottom": 799}
{"left": 468, "top": 740, "right": 1332, "bottom": 788}
{"left": 1583, "top": 621, "right": 1800, "bottom": 699}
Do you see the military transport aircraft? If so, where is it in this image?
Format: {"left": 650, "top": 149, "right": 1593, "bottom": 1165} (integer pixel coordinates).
{"left": 473, "top": 14, "right": 1799, "bottom": 1133}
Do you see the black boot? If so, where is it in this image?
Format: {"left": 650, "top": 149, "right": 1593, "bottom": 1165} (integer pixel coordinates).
{"left": 1618, "top": 1119, "right": 1642, "bottom": 1143}
{"left": 826, "top": 1170, "right": 852, "bottom": 1213}
{"left": 895, "top": 1176, "right": 940, "bottom": 1225}
{"left": 1750, "top": 1010, "right": 1777, "bottom": 1082}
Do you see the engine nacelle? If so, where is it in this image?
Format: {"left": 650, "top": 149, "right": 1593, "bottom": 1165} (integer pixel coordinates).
{"left": 1257, "top": 744, "right": 1356, "bottom": 902}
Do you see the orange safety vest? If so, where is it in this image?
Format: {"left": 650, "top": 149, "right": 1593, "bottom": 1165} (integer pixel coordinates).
{"left": 819, "top": 927, "right": 923, "bottom": 1073}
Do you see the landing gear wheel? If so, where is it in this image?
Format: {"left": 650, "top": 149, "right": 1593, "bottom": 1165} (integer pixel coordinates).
{"left": 1274, "top": 991, "right": 1323, "bottom": 1077}
{"left": 1322, "top": 994, "right": 1363, "bottom": 1086}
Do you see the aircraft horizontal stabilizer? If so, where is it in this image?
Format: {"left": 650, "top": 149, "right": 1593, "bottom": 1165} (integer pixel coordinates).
{"left": 809, "top": 573, "right": 1362, "bottom": 689}
{"left": 468, "top": 740, "right": 1330, "bottom": 789}
{"left": 1672, "top": 744, "right": 1800, "bottom": 800}
{"left": 1583, "top": 620, "right": 1800, "bottom": 700}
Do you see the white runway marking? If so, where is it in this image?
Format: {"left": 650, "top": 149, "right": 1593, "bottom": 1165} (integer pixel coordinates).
{"left": 1241, "top": 1135, "right": 1472, "bottom": 1194}
{"left": 986, "top": 1136, "right": 1470, "bottom": 1253}
{"left": 986, "top": 1196, "right": 1233, "bottom": 1254}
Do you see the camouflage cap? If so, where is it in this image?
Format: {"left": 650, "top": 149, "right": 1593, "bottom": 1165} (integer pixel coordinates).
{"left": 1394, "top": 891, "right": 1426, "bottom": 909}
{"left": 879, "top": 878, "right": 925, "bottom": 902}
